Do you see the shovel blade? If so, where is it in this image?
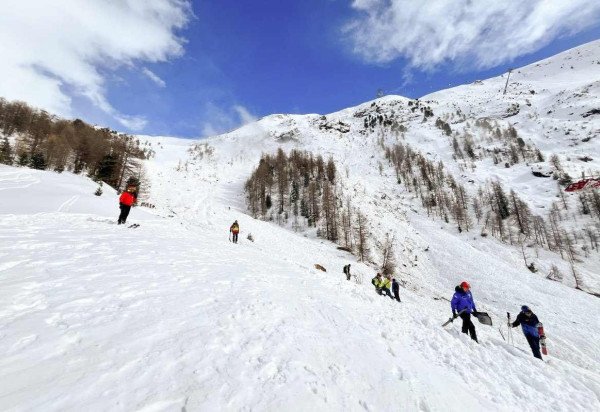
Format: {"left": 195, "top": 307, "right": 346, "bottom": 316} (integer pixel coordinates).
{"left": 474, "top": 312, "right": 493, "bottom": 326}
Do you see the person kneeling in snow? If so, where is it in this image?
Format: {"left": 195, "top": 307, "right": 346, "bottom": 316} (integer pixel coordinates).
{"left": 371, "top": 273, "right": 382, "bottom": 290}
{"left": 118, "top": 186, "right": 137, "bottom": 225}
{"left": 510, "top": 306, "right": 543, "bottom": 360}
{"left": 371, "top": 273, "right": 394, "bottom": 299}
{"left": 451, "top": 281, "right": 478, "bottom": 343}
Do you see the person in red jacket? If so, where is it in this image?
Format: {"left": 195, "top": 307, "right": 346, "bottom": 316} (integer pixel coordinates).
{"left": 118, "top": 186, "right": 137, "bottom": 225}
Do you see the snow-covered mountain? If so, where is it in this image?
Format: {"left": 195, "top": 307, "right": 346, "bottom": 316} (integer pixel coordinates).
{"left": 1, "top": 41, "right": 600, "bottom": 411}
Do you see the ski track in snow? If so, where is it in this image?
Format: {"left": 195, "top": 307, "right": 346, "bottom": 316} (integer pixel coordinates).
{"left": 0, "top": 169, "right": 39, "bottom": 190}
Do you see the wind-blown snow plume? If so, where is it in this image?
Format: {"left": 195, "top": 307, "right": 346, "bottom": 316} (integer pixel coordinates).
{"left": 201, "top": 103, "right": 258, "bottom": 137}
{"left": 345, "top": 0, "right": 600, "bottom": 69}
{"left": 0, "top": 0, "right": 191, "bottom": 130}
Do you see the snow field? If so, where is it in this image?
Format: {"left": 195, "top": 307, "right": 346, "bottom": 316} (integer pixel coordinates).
{"left": 2, "top": 40, "right": 600, "bottom": 411}
{"left": 1, "top": 163, "right": 599, "bottom": 410}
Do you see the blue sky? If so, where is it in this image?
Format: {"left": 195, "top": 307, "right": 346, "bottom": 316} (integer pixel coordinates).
{"left": 2, "top": 1, "right": 600, "bottom": 138}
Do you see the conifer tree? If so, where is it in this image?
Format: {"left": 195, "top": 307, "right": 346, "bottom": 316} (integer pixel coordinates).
{"left": 0, "top": 137, "right": 12, "bottom": 165}
{"left": 29, "top": 152, "right": 47, "bottom": 170}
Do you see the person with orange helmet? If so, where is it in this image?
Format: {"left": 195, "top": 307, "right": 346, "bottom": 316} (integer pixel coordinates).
{"left": 450, "top": 281, "right": 478, "bottom": 343}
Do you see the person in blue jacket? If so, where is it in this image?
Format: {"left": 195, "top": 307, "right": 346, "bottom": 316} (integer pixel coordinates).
{"left": 510, "top": 306, "right": 543, "bottom": 360}
{"left": 451, "top": 281, "right": 478, "bottom": 343}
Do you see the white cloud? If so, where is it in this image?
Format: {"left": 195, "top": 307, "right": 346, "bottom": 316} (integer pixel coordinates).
{"left": 142, "top": 68, "right": 167, "bottom": 88}
{"left": 201, "top": 103, "right": 257, "bottom": 137}
{"left": 0, "top": 0, "right": 191, "bottom": 130}
{"left": 345, "top": 0, "right": 600, "bottom": 70}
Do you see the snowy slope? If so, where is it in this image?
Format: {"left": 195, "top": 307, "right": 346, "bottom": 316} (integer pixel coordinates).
{"left": 2, "top": 41, "right": 600, "bottom": 411}
{"left": 2, "top": 163, "right": 600, "bottom": 411}
{"left": 422, "top": 39, "right": 600, "bottom": 202}
{"left": 144, "top": 40, "right": 600, "bottom": 294}
{"left": 0, "top": 166, "right": 123, "bottom": 216}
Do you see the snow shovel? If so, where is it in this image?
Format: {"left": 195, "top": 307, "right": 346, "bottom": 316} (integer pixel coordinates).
{"left": 473, "top": 312, "right": 493, "bottom": 326}
{"left": 442, "top": 309, "right": 466, "bottom": 327}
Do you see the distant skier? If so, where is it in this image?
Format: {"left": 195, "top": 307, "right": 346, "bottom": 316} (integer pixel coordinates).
{"left": 510, "top": 306, "right": 543, "bottom": 360}
{"left": 392, "top": 278, "right": 401, "bottom": 302}
{"left": 343, "top": 264, "right": 351, "bottom": 281}
{"left": 117, "top": 186, "right": 137, "bottom": 225}
{"left": 230, "top": 220, "right": 240, "bottom": 243}
{"left": 451, "top": 281, "right": 478, "bottom": 343}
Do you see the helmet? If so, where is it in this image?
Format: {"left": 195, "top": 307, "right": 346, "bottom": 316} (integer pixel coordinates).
{"left": 460, "top": 281, "right": 470, "bottom": 290}
{"left": 521, "top": 305, "right": 531, "bottom": 313}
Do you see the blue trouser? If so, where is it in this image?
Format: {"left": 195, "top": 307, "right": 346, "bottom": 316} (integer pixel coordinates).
{"left": 525, "top": 334, "right": 542, "bottom": 359}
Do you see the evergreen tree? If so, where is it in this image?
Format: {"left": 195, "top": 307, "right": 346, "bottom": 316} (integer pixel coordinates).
{"left": 18, "top": 153, "right": 28, "bottom": 166}
{"left": 492, "top": 181, "right": 510, "bottom": 219}
{"left": 0, "top": 137, "right": 12, "bottom": 165}
{"left": 380, "top": 233, "right": 397, "bottom": 276}
{"left": 463, "top": 136, "right": 475, "bottom": 159}
{"left": 290, "top": 181, "right": 299, "bottom": 203}
{"left": 96, "top": 153, "right": 119, "bottom": 185}
{"left": 326, "top": 157, "right": 336, "bottom": 183}
{"left": 300, "top": 198, "right": 308, "bottom": 218}
{"left": 29, "top": 152, "right": 46, "bottom": 170}
{"left": 354, "top": 212, "right": 370, "bottom": 262}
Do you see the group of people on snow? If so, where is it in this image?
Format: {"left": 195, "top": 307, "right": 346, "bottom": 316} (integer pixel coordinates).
{"left": 117, "top": 189, "right": 241, "bottom": 243}
{"left": 371, "top": 273, "right": 401, "bottom": 302}
{"left": 450, "top": 281, "right": 544, "bottom": 360}
{"left": 361, "top": 272, "right": 545, "bottom": 360}
{"left": 119, "top": 194, "right": 544, "bottom": 361}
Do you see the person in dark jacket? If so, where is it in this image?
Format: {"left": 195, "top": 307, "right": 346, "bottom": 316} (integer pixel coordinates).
{"left": 343, "top": 264, "right": 351, "bottom": 281}
{"left": 230, "top": 220, "right": 240, "bottom": 243}
{"left": 450, "top": 281, "right": 478, "bottom": 343}
{"left": 392, "top": 278, "right": 401, "bottom": 302}
{"left": 510, "top": 306, "right": 543, "bottom": 360}
{"left": 118, "top": 186, "right": 137, "bottom": 225}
